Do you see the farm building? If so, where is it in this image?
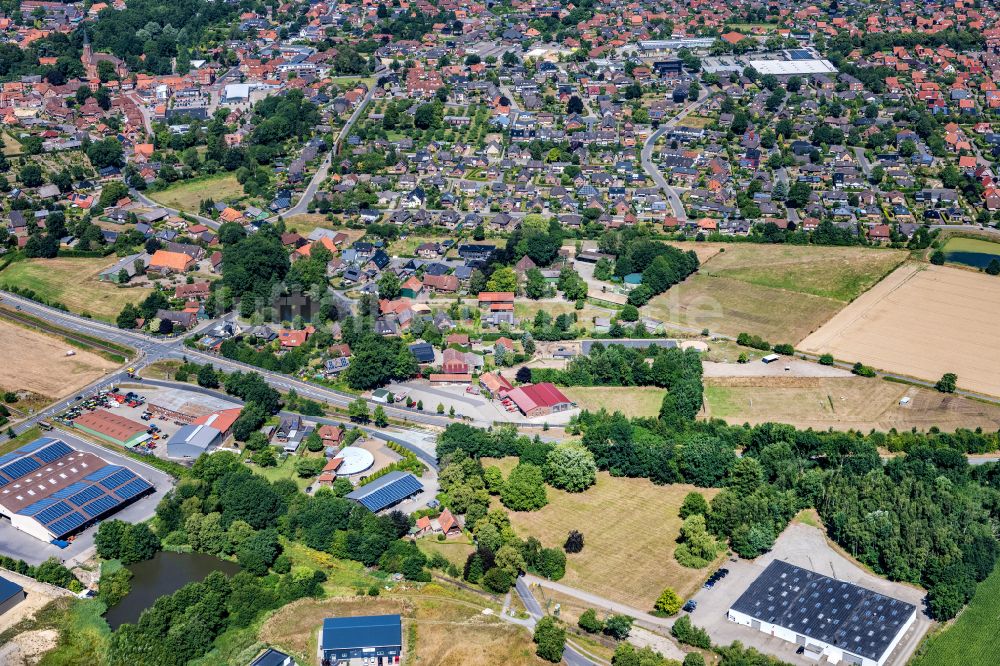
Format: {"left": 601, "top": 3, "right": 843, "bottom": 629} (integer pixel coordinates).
{"left": 0, "top": 575, "right": 25, "bottom": 616}
{"left": 248, "top": 648, "right": 294, "bottom": 666}
{"left": 505, "top": 382, "right": 575, "bottom": 418}
{"left": 728, "top": 560, "right": 916, "bottom": 666}
{"left": 346, "top": 471, "right": 423, "bottom": 512}
{"left": 320, "top": 615, "right": 402, "bottom": 665}
{"left": 0, "top": 438, "right": 154, "bottom": 543}
{"left": 167, "top": 424, "right": 223, "bottom": 459}
{"left": 147, "top": 249, "right": 195, "bottom": 274}
{"left": 72, "top": 411, "right": 150, "bottom": 448}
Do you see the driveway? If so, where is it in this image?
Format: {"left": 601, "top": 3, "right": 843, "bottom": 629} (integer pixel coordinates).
{"left": 0, "top": 430, "right": 175, "bottom": 567}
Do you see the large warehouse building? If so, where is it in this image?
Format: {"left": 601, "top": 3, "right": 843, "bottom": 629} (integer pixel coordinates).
{"left": 728, "top": 560, "right": 916, "bottom": 666}
{"left": 505, "top": 382, "right": 575, "bottom": 418}
{"left": 72, "top": 411, "right": 149, "bottom": 449}
{"left": 0, "top": 438, "right": 154, "bottom": 543}
{"left": 320, "top": 614, "right": 402, "bottom": 665}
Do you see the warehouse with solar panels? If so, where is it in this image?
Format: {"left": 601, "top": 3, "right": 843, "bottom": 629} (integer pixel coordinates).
{"left": 346, "top": 471, "right": 423, "bottom": 513}
{"left": 0, "top": 438, "right": 154, "bottom": 543}
{"left": 728, "top": 560, "right": 916, "bottom": 666}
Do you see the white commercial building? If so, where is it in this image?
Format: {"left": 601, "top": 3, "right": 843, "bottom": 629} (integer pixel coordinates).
{"left": 728, "top": 560, "right": 916, "bottom": 666}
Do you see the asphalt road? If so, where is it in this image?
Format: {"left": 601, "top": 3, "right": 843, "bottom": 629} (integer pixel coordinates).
{"left": 514, "top": 576, "right": 595, "bottom": 666}
{"left": 639, "top": 95, "right": 708, "bottom": 221}
{"left": 0, "top": 429, "right": 175, "bottom": 566}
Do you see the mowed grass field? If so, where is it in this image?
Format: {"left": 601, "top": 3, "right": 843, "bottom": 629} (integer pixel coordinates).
{"left": 495, "top": 463, "right": 722, "bottom": 609}
{"left": 260, "top": 590, "right": 543, "bottom": 666}
{"left": 799, "top": 263, "right": 1000, "bottom": 397}
{"left": 645, "top": 244, "right": 907, "bottom": 344}
{"left": 562, "top": 386, "right": 665, "bottom": 418}
{"left": 0, "top": 257, "right": 152, "bottom": 321}
{"left": 913, "top": 563, "right": 1000, "bottom": 666}
{"left": 148, "top": 173, "right": 245, "bottom": 212}
{"left": 703, "top": 376, "right": 1000, "bottom": 432}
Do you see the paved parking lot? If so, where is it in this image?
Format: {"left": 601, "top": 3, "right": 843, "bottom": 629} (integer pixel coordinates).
{"left": 386, "top": 380, "right": 513, "bottom": 423}
{"left": 0, "top": 430, "right": 175, "bottom": 567}
{"left": 687, "top": 523, "right": 931, "bottom": 666}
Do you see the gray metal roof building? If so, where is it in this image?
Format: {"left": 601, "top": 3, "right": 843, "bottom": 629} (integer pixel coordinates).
{"left": 728, "top": 560, "right": 916, "bottom": 666}
{"left": 166, "top": 424, "right": 222, "bottom": 460}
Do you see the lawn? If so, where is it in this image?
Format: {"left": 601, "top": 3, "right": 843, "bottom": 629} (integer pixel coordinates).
{"left": 645, "top": 273, "right": 844, "bottom": 343}
{"left": 562, "top": 386, "right": 665, "bottom": 418}
{"left": 388, "top": 235, "right": 452, "bottom": 257}
{"left": 0, "top": 426, "right": 42, "bottom": 457}
{"left": 0, "top": 257, "right": 152, "bottom": 322}
{"left": 912, "top": 562, "right": 1000, "bottom": 666}
{"left": 513, "top": 301, "right": 611, "bottom": 329}
{"left": 703, "top": 376, "right": 1000, "bottom": 432}
{"left": 250, "top": 454, "right": 312, "bottom": 491}
{"left": 699, "top": 244, "right": 907, "bottom": 302}
{"left": 497, "top": 462, "right": 723, "bottom": 609}
{"left": 148, "top": 173, "right": 245, "bottom": 212}
{"left": 260, "top": 587, "right": 543, "bottom": 666}
{"left": 416, "top": 536, "right": 476, "bottom": 569}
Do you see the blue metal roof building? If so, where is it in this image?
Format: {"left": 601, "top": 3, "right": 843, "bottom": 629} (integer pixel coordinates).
{"left": 0, "top": 574, "right": 25, "bottom": 616}
{"left": 321, "top": 615, "right": 402, "bottom": 665}
{"left": 346, "top": 472, "right": 423, "bottom": 513}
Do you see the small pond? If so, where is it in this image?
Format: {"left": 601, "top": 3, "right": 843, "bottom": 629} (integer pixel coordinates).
{"left": 942, "top": 237, "right": 1000, "bottom": 269}
{"left": 104, "top": 551, "right": 239, "bottom": 629}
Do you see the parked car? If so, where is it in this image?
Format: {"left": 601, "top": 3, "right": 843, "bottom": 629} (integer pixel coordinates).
{"left": 682, "top": 600, "right": 697, "bottom": 612}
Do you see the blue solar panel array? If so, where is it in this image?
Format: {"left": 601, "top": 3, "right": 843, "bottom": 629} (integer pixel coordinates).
{"left": 16, "top": 438, "right": 54, "bottom": 454}
{"left": 80, "top": 495, "right": 119, "bottom": 518}
{"left": 84, "top": 465, "right": 122, "bottom": 482}
{"left": 0, "top": 457, "right": 40, "bottom": 481}
{"left": 19, "top": 497, "right": 58, "bottom": 516}
{"left": 51, "top": 482, "right": 92, "bottom": 500}
{"left": 35, "top": 441, "right": 73, "bottom": 463}
{"left": 66, "top": 485, "right": 104, "bottom": 506}
{"left": 98, "top": 469, "right": 134, "bottom": 491}
{"left": 0, "top": 452, "right": 22, "bottom": 467}
{"left": 48, "top": 512, "right": 86, "bottom": 537}
{"left": 348, "top": 473, "right": 423, "bottom": 513}
{"left": 35, "top": 501, "right": 73, "bottom": 525}
{"left": 114, "top": 478, "right": 152, "bottom": 501}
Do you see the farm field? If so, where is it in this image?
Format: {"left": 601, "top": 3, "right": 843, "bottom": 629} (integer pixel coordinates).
{"left": 645, "top": 244, "right": 908, "bottom": 344}
{"left": 148, "top": 173, "right": 245, "bottom": 212}
{"left": 664, "top": 240, "right": 726, "bottom": 263}
{"left": 703, "top": 376, "right": 1000, "bottom": 431}
{"left": 799, "top": 263, "right": 1000, "bottom": 397}
{"left": 0, "top": 319, "right": 117, "bottom": 401}
{"left": 497, "top": 464, "right": 722, "bottom": 609}
{"left": 562, "top": 386, "right": 665, "bottom": 418}
{"left": 911, "top": 562, "right": 1000, "bottom": 666}
{"left": 646, "top": 273, "right": 843, "bottom": 343}
{"left": 260, "top": 590, "right": 543, "bottom": 666}
{"left": 941, "top": 236, "right": 1000, "bottom": 269}
{"left": 698, "top": 244, "right": 907, "bottom": 302}
{"left": 0, "top": 257, "right": 152, "bottom": 321}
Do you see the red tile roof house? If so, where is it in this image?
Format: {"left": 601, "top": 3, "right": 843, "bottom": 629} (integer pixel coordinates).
{"left": 174, "top": 281, "right": 211, "bottom": 300}
{"left": 278, "top": 325, "right": 315, "bottom": 348}
{"left": 441, "top": 348, "right": 470, "bottom": 374}
{"left": 505, "top": 383, "right": 575, "bottom": 418}
{"left": 477, "top": 291, "right": 515, "bottom": 311}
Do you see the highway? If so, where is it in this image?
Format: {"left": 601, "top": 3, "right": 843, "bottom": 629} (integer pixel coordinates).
{"left": 639, "top": 95, "right": 709, "bottom": 221}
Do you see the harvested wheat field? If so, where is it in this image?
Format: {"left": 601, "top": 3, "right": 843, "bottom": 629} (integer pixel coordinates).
{"left": 0, "top": 319, "right": 117, "bottom": 400}
{"left": 703, "top": 376, "right": 1000, "bottom": 431}
{"left": 502, "top": 468, "right": 722, "bottom": 609}
{"left": 799, "top": 263, "right": 1000, "bottom": 397}
{"left": 260, "top": 590, "right": 543, "bottom": 666}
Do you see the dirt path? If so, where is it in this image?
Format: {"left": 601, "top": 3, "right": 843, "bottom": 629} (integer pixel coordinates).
{"left": 703, "top": 358, "right": 852, "bottom": 378}
{"left": 0, "top": 629, "right": 59, "bottom": 665}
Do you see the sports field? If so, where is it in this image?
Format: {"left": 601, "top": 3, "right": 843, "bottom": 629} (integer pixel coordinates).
{"left": 703, "top": 376, "right": 1000, "bottom": 432}
{"left": 562, "top": 386, "right": 665, "bottom": 418}
{"left": 645, "top": 244, "right": 906, "bottom": 343}
{"left": 0, "top": 257, "right": 152, "bottom": 321}
{"left": 799, "top": 263, "right": 1000, "bottom": 397}
{"left": 0, "top": 319, "right": 117, "bottom": 400}
{"left": 148, "top": 173, "right": 245, "bottom": 212}
{"left": 912, "top": 562, "right": 1000, "bottom": 666}
{"left": 500, "top": 467, "right": 721, "bottom": 609}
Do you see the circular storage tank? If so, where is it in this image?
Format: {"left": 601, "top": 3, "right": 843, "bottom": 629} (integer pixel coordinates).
{"left": 336, "top": 446, "right": 375, "bottom": 475}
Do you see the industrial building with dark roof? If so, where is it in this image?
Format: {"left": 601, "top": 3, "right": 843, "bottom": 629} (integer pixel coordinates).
{"left": 346, "top": 471, "right": 423, "bottom": 513}
{"left": 0, "top": 574, "right": 25, "bottom": 616}
{"left": 728, "top": 560, "right": 916, "bottom": 666}
{"left": 0, "top": 438, "right": 154, "bottom": 543}
{"left": 320, "top": 614, "right": 402, "bottom": 664}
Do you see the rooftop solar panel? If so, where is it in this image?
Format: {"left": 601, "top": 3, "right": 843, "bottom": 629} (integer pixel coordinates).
{"left": 348, "top": 473, "right": 423, "bottom": 512}
{"left": 99, "top": 469, "right": 136, "bottom": 490}
{"left": 80, "top": 494, "right": 121, "bottom": 518}
{"left": 18, "top": 497, "right": 58, "bottom": 516}
{"left": 83, "top": 465, "right": 121, "bottom": 482}
{"left": 0, "top": 477, "right": 7, "bottom": 488}
{"left": 15, "top": 438, "right": 55, "bottom": 455}
{"left": 0, "top": 452, "right": 22, "bottom": 467}
{"left": 113, "top": 478, "right": 152, "bottom": 501}
{"left": 51, "top": 481, "right": 92, "bottom": 499}
{"left": 34, "top": 441, "right": 73, "bottom": 463}
{"left": 0, "top": 457, "right": 41, "bottom": 481}
{"left": 36, "top": 500, "right": 74, "bottom": 525}
{"left": 48, "top": 511, "right": 86, "bottom": 537}
{"left": 67, "top": 485, "right": 105, "bottom": 506}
